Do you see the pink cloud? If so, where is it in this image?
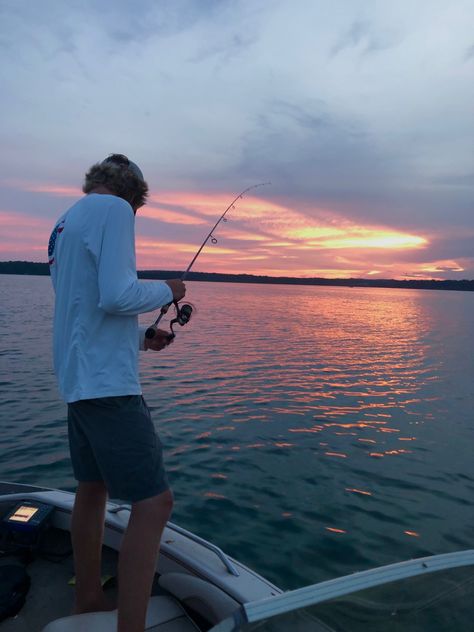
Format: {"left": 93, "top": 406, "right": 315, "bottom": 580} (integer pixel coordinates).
{"left": 3, "top": 180, "right": 81, "bottom": 197}
{"left": 0, "top": 186, "right": 468, "bottom": 280}
{"left": 0, "top": 210, "right": 51, "bottom": 261}
{"left": 139, "top": 205, "right": 206, "bottom": 226}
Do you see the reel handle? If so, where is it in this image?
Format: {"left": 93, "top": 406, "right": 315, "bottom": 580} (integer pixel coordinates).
{"left": 144, "top": 301, "right": 173, "bottom": 339}
{"left": 145, "top": 325, "right": 157, "bottom": 340}
{"left": 145, "top": 328, "right": 176, "bottom": 342}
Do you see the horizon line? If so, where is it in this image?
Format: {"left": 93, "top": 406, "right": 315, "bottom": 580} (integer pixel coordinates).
{"left": 0, "top": 261, "right": 473, "bottom": 287}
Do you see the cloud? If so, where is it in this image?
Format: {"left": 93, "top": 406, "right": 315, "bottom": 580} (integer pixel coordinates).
{"left": 0, "top": 210, "right": 51, "bottom": 260}
{"left": 140, "top": 205, "right": 207, "bottom": 226}
{"left": 432, "top": 173, "right": 474, "bottom": 187}
{"left": 330, "top": 19, "right": 400, "bottom": 57}
{"left": 464, "top": 43, "right": 474, "bottom": 60}
{"left": 0, "top": 0, "right": 473, "bottom": 279}
{"left": 428, "top": 262, "right": 464, "bottom": 272}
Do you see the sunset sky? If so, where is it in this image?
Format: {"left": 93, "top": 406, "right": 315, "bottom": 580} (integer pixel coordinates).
{"left": 1, "top": 0, "right": 473, "bottom": 279}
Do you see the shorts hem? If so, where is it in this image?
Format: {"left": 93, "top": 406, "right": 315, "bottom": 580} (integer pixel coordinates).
{"left": 110, "top": 481, "right": 171, "bottom": 504}
{"left": 75, "top": 476, "right": 104, "bottom": 484}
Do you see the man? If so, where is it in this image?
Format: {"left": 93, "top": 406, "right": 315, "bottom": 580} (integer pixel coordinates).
{"left": 49, "top": 154, "right": 186, "bottom": 632}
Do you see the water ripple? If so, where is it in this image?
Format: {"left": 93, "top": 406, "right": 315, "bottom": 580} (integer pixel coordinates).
{"left": 1, "top": 277, "right": 473, "bottom": 589}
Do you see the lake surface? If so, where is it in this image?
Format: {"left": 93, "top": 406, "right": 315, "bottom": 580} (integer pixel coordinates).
{"left": 1, "top": 275, "right": 473, "bottom": 590}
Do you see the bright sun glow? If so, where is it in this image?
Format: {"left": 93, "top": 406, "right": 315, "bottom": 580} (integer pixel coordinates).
{"left": 289, "top": 226, "right": 427, "bottom": 250}
{"left": 319, "top": 233, "right": 427, "bottom": 249}
{"left": 419, "top": 260, "right": 464, "bottom": 273}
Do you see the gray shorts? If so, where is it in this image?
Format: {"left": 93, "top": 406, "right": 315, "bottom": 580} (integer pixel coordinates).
{"left": 67, "top": 395, "right": 169, "bottom": 502}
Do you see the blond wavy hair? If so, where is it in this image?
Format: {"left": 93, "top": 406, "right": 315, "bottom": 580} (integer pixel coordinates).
{"left": 82, "top": 160, "right": 149, "bottom": 210}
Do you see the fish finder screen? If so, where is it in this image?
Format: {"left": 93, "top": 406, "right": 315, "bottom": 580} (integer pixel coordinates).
{"left": 8, "top": 505, "right": 39, "bottom": 523}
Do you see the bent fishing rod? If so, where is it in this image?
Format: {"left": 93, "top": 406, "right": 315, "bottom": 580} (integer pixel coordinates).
{"left": 145, "top": 182, "right": 270, "bottom": 340}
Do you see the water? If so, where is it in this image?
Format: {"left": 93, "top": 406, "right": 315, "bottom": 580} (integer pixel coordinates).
{"left": 1, "top": 275, "right": 473, "bottom": 591}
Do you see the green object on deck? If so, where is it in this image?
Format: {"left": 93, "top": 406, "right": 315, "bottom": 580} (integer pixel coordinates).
{"left": 68, "top": 575, "right": 115, "bottom": 587}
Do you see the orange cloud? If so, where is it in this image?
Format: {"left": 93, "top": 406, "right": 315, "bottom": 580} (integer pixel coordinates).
{"left": 286, "top": 225, "right": 427, "bottom": 250}
{"left": 139, "top": 205, "right": 206, "bottom": 226}
{"left": 317, "top": 232, "right": 427, "bottom": 250}
{"left": 134, "top": 190, "right": 431, "bottom": 276}
{"left": 136, "top": 239, "right": 201, "bottom": 255}
{"left": 5, "top": 181, "right": 82, "bottom": 197}
{"left": 136, "top": 237, "right": 236, "bottom": 255}
{"left": 419, "top": 259, "right": 464, "bottom": 273}
{"left": 0, "top": 210, "right": 51, "bottom": 260}
{"left": 0, "top": 186, "right": 459, "bottom": 280}
{"left": 219, "top": 229, "right": 269, "bottom": 242}
{"left": 135, "top": 237, "right": 238, "bottom": 271}
{"left": 148, "top": 191, "right": 268, "bottom": 217}
{"left": 191, "top": 192, "right": 428, "bottom": 254}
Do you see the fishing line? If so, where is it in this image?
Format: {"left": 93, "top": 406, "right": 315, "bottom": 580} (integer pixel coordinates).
{"left": 145, "top": 182, "right": 270, "bottom": 341}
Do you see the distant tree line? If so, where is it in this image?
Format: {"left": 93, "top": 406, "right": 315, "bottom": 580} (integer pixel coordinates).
{"left": 1, "top": 260, "right": 473, "bottom": 292}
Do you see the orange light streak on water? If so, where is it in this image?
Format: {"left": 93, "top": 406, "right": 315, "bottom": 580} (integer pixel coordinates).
{"left": 288, "top": 427, "right": 323, "bottom": 434}
{"left": 196, "top": 432, "right": 212, "bottom": 439}
{"left": 345, "top": 488, "right": 373, "bottom": 496}
{"left": 369, "top": 449, "right": 412, "bottom": 458}
{"left": 322, "top": 421, "right": 387, "bottom": 429}
{"left": 135, "top": 282, "right": 446, "bottom": 568}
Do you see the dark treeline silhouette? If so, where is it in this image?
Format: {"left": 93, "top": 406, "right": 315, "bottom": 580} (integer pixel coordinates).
{"left": 1, "top": 260, "right": 473, "bottom": 292}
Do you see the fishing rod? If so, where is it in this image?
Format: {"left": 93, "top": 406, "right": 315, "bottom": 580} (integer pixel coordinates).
{"left": 145, "top": 182, "right": 270, "bottom": 340}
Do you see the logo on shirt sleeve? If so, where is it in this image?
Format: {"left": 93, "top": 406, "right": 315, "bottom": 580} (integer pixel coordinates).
{"left": 48, "top": 220, "right": 65, "bottom": 265}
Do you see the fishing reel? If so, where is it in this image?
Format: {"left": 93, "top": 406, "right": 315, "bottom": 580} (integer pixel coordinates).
{"left": 167, "top": 302, "right": 193, "bottom": 340}
{"left": 145, "top": 301, "right": 193, "bottom": 341}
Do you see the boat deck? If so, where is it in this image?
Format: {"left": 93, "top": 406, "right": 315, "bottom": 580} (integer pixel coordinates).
{"left": 1, "top": 526, "right": 113, "bottom": 631}
{"left": 0, "top": 519, "right": 183, "bottom": 632}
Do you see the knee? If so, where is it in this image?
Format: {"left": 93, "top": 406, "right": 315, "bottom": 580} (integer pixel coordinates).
{"left": 77, "top": 481, "right": 107, "bottom": 502}
{"left": 156, "top": 489, "right": 174, "bottom": 518}
{"left": 132, "top": 489, "right": 174, "bottom": 524}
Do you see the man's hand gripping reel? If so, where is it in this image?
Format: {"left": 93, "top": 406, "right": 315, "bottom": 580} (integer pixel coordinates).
{"left": 145, "top": 302, "right": 193, "bottom": 341}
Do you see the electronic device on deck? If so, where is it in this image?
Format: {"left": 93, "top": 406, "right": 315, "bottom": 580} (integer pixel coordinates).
{"left": 2, "top": 501, "right": 54, "bottom": 548}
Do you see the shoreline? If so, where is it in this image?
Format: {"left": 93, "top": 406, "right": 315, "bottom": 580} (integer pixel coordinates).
{"left": 1, "top": 261, "right": 474, "bottom": 292}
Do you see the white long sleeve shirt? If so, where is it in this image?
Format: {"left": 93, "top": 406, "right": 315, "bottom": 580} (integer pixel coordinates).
{"left": 49, "top": 193, "right": 173, "bottom": 403}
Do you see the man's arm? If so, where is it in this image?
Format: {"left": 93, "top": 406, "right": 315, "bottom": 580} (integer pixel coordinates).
{"left": 97, "top": 199, "right": 173, "bottom": 315}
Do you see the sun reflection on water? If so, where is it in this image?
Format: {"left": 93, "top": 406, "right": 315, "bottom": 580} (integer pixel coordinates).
{"left": 142, "top": 283, "right": 441, "bottom": 468}
{"left": 136, "top": 282, "right": 474, "bottom": 586}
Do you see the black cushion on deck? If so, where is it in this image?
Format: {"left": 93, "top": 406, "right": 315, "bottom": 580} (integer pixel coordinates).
{"left": 0, "top": 564, "right": 31, "bottom": 622}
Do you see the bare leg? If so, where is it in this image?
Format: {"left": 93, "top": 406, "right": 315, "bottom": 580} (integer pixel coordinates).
{"left": 117, "top": 489, "right": 174, "bottom": 632}
{"left": 71, "top": 481, "right": 113, "bottom": 613}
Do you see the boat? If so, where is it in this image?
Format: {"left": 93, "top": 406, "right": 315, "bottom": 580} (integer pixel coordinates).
{"left": 0, "top": 481, "right": 472, "bottom": 631}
